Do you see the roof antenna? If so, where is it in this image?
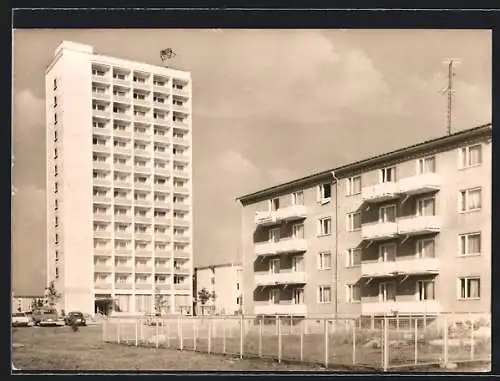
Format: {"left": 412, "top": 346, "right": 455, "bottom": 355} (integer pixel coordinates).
{"left": 160, "top": 48, "right": 176, "bottom": 68}
{"left": 440, "top": 59, "right": 461, "bottom": 135}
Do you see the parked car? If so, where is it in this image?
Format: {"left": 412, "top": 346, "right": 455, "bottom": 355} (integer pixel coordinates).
{"left": 32, "top": 308, "right": 62, "bottom": 326}
{"left": 64, "top": 311, "right": 87, "bottom": 326}
{"left": 12, "top": 312, "right": 33, "bottom": 327}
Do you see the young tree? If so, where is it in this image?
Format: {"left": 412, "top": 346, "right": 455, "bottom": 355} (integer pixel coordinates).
{"left": 153, "top": 287, "right": 167, "bottom": 316}
{"left": 197, "top": 288, "right": 211, "bottom": 306}
{"left": 45, "top": 281, "right": 62, "bottom": 308}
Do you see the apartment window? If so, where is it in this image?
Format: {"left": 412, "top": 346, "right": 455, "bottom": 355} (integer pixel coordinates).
{"left": 292, "top": 191, "right": 304, "bottom": 205}
{"left": 346, "top": 176, "right": 361, "bottom": 196}
{"left": 379, "top": 205, "right": 397, "bottom": 223}
{"left": 269, "top": 258, "right": 280, "bottom": 274}
{"left": 318, "top": 251, "right": 332, "bottom": 270}
{"left": 292, "top": 223, "right": 304, "bottom": 239}
{"left": 292, "top": 256, "right": 304, "bottom": 272}
{"left": 318, "top": 183, "right": 332, "bottom": 203}
{"left": 318, "top": 217, "right": 332, "bottom": 236}
{"left": 54, "top": 96, "right": 57, "bottom": 107}
{"left": 269, "top": 198, "right": 280, "bottom": 211}
{"left": 459, "top": 188, "right": 482, "bottom": 212}
{"left": 458, "top": 277, "right": 481, "bottom": 299}
{"left": 54, "top": 130, "right": 58, "bottom": 142}
{"left": 418, "top": 156, "right": 436, "bottom": 174}
{"left": 379, "top": 282, "right": 397, "bottom": 302}
{"left": 55, "top": 267, "right": 59, "bottom": 280}
{"left": 269, "top": 228, "right": 280, "bottom": 243}
{"left": 416, "top": 238, "right": 435, "bottom": 258}
{"left": 53, "top": 78, "right": 57, "bottom": 90}
{"left": 55, "top": 216, "right": 59, "bottom": 227}
{"left": 54, "top": 113, "right": 58, "bottom": 125}
{"left": 460, "top": 233, "right": 481, "bottom": 256}
{"left": 417, "top": 280, "right": 435, "bottom": 301}
{"left": 293, "top": 288, "right": 305, "bottom": 305}
{"left": 55, "top": 233, "right": 59, "bottom": 244}
{"left": 55, "top": 199, "right": 58, "bottom": 210}
{"left": 54, "top": 182, "right": 58, "bottom": 193}
{"left": 346, "top": 212, "right": 361, "bottom": 232}
{"left": 416, "top": 197, "right": 436, "bottom": 216}
{"left": 346, "top": 284, "right": 361, "bottom": 303}
{"left": 318, "top": 286, "right": 332, "bottom": 304}
{"left": 54, "top": 148, "right": 58, "bottom": 158}
{"left": 55, "top": 250, "right": 59, "bottom": 262}
{"left": 54, "top": 165, "right": 58, "bottom": 176}
{"left": 380, "top": 166, "right": 396, "bottom": 183}
{"left": 346, "top": 248, "right": 361, "bottom": 267}
{"left": 460, "top": 144, "right": 482, "bottom": 168}
{"left": 236, "top": 283, "right": 240, "bottom": 291}
{"left": 378, "top": 243, "right": 396, "bottom": 262}
{"left": 269, "top": 288, "right": 280, "bottom": 304}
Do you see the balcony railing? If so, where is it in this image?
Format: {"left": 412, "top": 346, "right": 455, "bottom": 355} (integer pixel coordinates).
{"left": 92, "top": 92, "right": 111, "bottom": 101}
{"left": 173, "top": 251, "right": 190, "bottom": 259}
{"left": 113, "top": 129, "right": 132, "bottom": 138}
{"left": 361, "top": 222, "right": 399, "bottom": 241}
{"left": 113, "top": 147, "right": 133, "bottom": 156}
{"left": 134, "top": 166, "right": 152, "bottom": 175}
{"left": 172, "top": 154, "right": 189, "bottom": 162}
{"left": 93, "top": 231, "right": 111, "bottom": 239}
{"left": 93, "top": 196, "right": 112, "bottom": 204}
{"left": 154, "top": 134, "right": 170, "bottom": 144}
{"left": 93, "top": 144, "right": 112, "bottom": 154}
{"left": 254, "top": 238, "right": 307, "bottom": 256}
{"left": 113, "top": 112, "right": 132, "bottom": 121}
{"left": 361, "top": 300, "right": 442, "bottom": 315}
{"left": 135, "top": 283, "right": 153, "bottom": 290}
{"left": 92, "top": 74, "right": 111, "bottom": 83}
{"left": 93, "top": 162, "right": 111, "bottom": 171}
{"left": 398, "top": 173, "right": 441, "bottom": 196}
{"left": 173, "top": 235, "right": 190, "bottom": 243}
{"left": 398, "top": 216, "right": 441, "bottom": 236}
{"left": 173, "top": 283, "right": 190, "bottom": 290}
{"left": 361, "top": 181, "right": 399, "bottom": 203}
{"left": 114, "top": 249, "right": 132, "bottom": 256}
{"left": 115, "top": 283, "right": 133, "bottom": 289}
{"left": 93, "top": 214, "right": 112, "bottom": 222}
{"left": 134, "top": 215, "right": 152, "bottom": 224}
{"left": 154, "top": 234, "right": 171, "bottom": 242}
{"left": 173, "top": 219, "right": 190, "bottom": 227}
{"left": 173, "top": 203, "right": 190, "bottom": 212}
{"left": 254, "top": 303, "right": 307, "bottom": 316}
{"left": 114, "top": 164, "right": 132, "bottom": 172}
{"left": 115, "top": 266, "right": 133, "bottom": 273}
{"left": 114, "top": 215, "right": 132, "bottom": 223}
{"left": 155, "top": 283, "right": 171, "bottom": 290}
{"left": 154, "top": 217, "right": 170, "bottom": 225}
{"left": 173, "top": 187, "right": 189, "bottom": 195}
{"left": 94, "top": 264, "right": 112, "bottom": 272}
{"left": 155, "top": 266, "right": 171, "bottom": 274}
{"left": 93, "top": 178, "right": 112, "bottom": 187}
{"left": 254, "top": 205, "right": 307, "bottom": 226}
{"left": 135, "top": 266, "right": 153, "bottom": 273}
{"left": 254, "top": 271, "right": 307, "bottom": 286}
{"left": 114, "top": 197, "right": 133, "bottom": 206}
{"left": 135, "top": 233, "right": 152, "bottom": 241}
{"left": 134, "top": 199, "right": 152, "bottom": 207}
{"left": 154, "top": 250, "right": 172, "bottom": 258}
{"left": 134, "top": 182, "right": 152, "bottom": 191}
{"left": 94, "top": 282, "right": 112, "bottom": 289}
{"left": 93, "top": 109, "right": 111, "bottom": 118}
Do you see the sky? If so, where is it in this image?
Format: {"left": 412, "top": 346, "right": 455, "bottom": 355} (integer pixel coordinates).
{"left": 12, "top": 29, "right": 491, "bottom": 295}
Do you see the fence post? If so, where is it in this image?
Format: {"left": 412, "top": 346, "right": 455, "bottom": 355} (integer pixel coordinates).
{"left": 324, "top": 319, "right": 329, "bottom": 368}
{"left": 102, "top": 319, "right": 107, "bottom": 342}
{"left": 223, "top": 320, "right": 226, "bottom": 354}
{"left": 470, "top": 321, "right": 475, "bottom": 360}
{"left": 140, "top": 318, "right": 144, "bottom": 343}
{"left": 135, "top": 319, "right": 138, "bottom": 346}
{"left": 167, "top": 319, "right": 170, "bottom": 348}
{"left": 414, "top": 318, "right": 418, "bottom": 365}
{"left": 443, "top": 314, "right": 448, "bottom": 366}
{"left": 300, "top": 319, "right": 304, "bottom": 362}
{"left": 117, "top": 319, "right": 121, "bottom": 344}
{"left": 259, "top": 317, "right": 263, "bottom": 358}
{"left": 155, "top": 318, "right": 159, "bottom": 348}
{"left": 161, "top": 319, "right": 164, "bottom": 342}
{"left": 193, "top": 318, "right": 197, "bottom": 351}
{"left": 180, "top": 316, "right": 184, "bottom": 351}
{"left": 352, "top": 319, "right": 356, "bottom": 365}
{"left": 278, "top": 316, "right": 282, "bottom": 364}
{"left": 240, "top": 315, "right": 244, "bottom": 359}
{"left": 383, "top": 317, "right": 389, "bottom": 372}
{"left": 208, "top": 318, "right": 212, "bottom": 355}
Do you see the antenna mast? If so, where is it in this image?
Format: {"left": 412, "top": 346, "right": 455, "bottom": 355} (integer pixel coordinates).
{"left": 441, "top": 59, "right": 460, "bottom": 135}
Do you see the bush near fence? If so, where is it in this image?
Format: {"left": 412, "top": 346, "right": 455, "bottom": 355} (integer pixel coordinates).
{"left": 102, "top": 312, "right": 490, "bottom": 371}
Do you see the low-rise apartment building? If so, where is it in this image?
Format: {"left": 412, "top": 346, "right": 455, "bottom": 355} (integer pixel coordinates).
{"left": 194, "top": 263, "right": 242, "bottom": 315}
{"left": 238, "top": 124, "right": 491, "bottom": 318}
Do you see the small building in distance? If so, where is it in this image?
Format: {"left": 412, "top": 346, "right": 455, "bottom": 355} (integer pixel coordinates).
{"left": 194, "top": 263, "right": 242, "bottom": 316}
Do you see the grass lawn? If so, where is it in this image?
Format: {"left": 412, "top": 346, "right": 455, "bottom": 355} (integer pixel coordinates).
{"left": 12, "top": 326, "right": 324, "bottom": 371}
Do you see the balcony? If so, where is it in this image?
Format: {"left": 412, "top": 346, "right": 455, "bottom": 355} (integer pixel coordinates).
{"left": 173, "top": 136, "right": 190, "bottom": 147}
{"left": 93, "top": 178, "right": 112, "bottom": 187}
{"left": 93, "top": 230, "right": 111, "bottom": 239}
{"left": 94, "top": 214, "right": 112, "bottom": 222}
{"left": 93, "top": 108, "right": 110, "bottom": 118}
{"left": 154, "top": 234, "right": 171, "bottom": 242}
{"left": 173, "top": 187, "right": 189, "bottom": 195}
{"left": 155, "top": 250, "right": 172, "bottom": 258}
{"left": 94, "top": 282, "right": 112, "bottom": 290}
{"left": 153, "top": 117, "right": 170, "bottom": 127}
{"left": 173, "top": 267, "right": 190, "bottom": 275}
{"left": 361, "top": 300, "right": 442, "bottom": 315}
{"left": 133, "top": 113, "right": 152, "bottom": 123}
{"left": 113, "top": 112, "right": 132, "bottom": 122}
{"left": 135, "top": 283, "right": 152, "bottom": 290}
{"left": 135, "top": 130, "right": 153, "bottom": 139}
{"left": 92, "top": 74, "right": 110, "bottom": 84}
{"left": 134, "top": 199, "right": 152, "bottom": 207}
{"left": 398, "top": 173, "right": 441, "bottom": 196}
{"left": 114, "top": 180, "right": 133, "bottom": 189}
{"left": 93, "top": 196, "right": 111, "bottom": 204}
{"left": 134, "top": 165, "right": 152, "bottom": 175}
{"left": 93, "top": 162, "right": 111, "bottom": 171}
{"left": 114, "top": 197, "right": 133, "bottom": 206}
{"left": 134, "top": 182, "right": 152, "bottom": 191}
{"left": 173, "top": 170, "right": 189, "bottom": 179}
{"left": 135, "top": 249, "right": 152, "bottom": 257}
{"left": 254, "top": 303, "right": 307, "bottom": 316}
{"left": 115, "top": 249, "right": 132, "bottom": 256}
{"left": 361, "top": 182, "right": 399, "bottom": 203}
{"left": 393, "top": 257, "right": 440, "bottom": 275}
{"left": 135, "top": 266, "right": 153, "bottom": 273}
{"left": 155, "top": 283, "right": 171, "bottom": 290}
{"left": 92, "top": 91, "right": 111, "bottom": 101}
{"left": 113, "top": 129, "right": 132, "bottom": 138}
{"left": 153, "top": 133, "right": 170, "bottom": 144}
{"left": 93, "top": 144, "right": 111, "bottom": 154}
{"left": 94, "top": 247, "right": 112, "bottom": 255}
{"left": 254, "top": 238, "right": 307, "bottom": 257}
{"left": 173, "top": 219, "right": 189, "bottom": 227}
{"left": 134, "top": 149, "right": 151, "bottom": 158}
{"left": 112, "top": 76, "right": 131, "bottom": 86}
{"left": 254, "top": 271, "right": 307, "bottom": 286}
{"left": 133, "top": 80, "right": 151, "bottom": 90}
{"left": 172, "top": 104, "right": 189, "bottom": 113}
{"left": 398, "top": 216, "right": 441, "bottom": 236}
{"left": 115, "top": 266, "right": 133, "bottom": 273}
{"left": 172, "top": 87, "right": 189, "bottom": 97}
{"left": 154, "top": 150, "right": 171, "bottom": 160}
{"left": 154, "top": 183, "right": 172, "bottom": 193}
{"left": 114, "top": 147, "right": 133, "bottom": 156}
{"left": 115, "top": 283, "right": 133, "bottom": 290}
{"left": 153, "top": 101, "right": 170, "bottom": 110}
{"left": 93, "top": 126, "right": 112, "bottom": 135}
{"left": 135, "top": 233, "right": 152, "bottom": 241}
{"left": 173, "top": 235, "right": 190, "bottom": 243}
{"left": 155, "top": 266, "right": 171, "bottom": 274}
{"left": 113, "top": 94, "right": 131, "bottom": 103}
{"left": 135, "top": 216, "right": 153, "bottom": 224}
{"left": 361, "top": 222, "right": 399, "bottom": 241}
{"left": 114, "top": 215, "right": 132, "bottom": 223}
{"left": 94, "top": 264, "right": 113, "bottom": 272}
{"left": 173, "top": 283, "right": 190, "bottom": 290}
{"left": 254, "top": 211, "right": 278, "bottom": 226}
{"left": 173, "top": 251, "right": 190, "bottom": 259}
{"left": 172, "top": 154, "right": 189, "bottom": 162}
{"left": 114, "top": 164, "right": 132, "bottom": 172}
{"left": 154, "top": 216, "right": 171, "bottom": 225}
{"left": 154, "top": 201, "right": 171, "bottom": 210}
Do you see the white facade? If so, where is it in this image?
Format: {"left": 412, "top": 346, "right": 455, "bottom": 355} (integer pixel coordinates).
{"left": 45, "top": 41, "right": 193, "bottom": 315}
{"left": 195, "top": 264, "right": 242, "bottom": 315}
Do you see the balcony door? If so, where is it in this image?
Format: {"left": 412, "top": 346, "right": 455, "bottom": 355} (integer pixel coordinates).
{"left": 269, "top": 258, "right": 280, "bottom": 274}
{"left": 378, "top": 243, "right": 396, "bottom": 262}
{"left": 292, "top": 223, "right": 304, "bottom": 239}
{"left": 269, "top": 228, "right": 280, "bottom": 243}
{"left": 416, "top": 238, "right": 435, "bottom": 259}
{"left": 379, "top": 205, "right": 397, "bottom": 223}
{"left": 293, "top": 288, "right": 304, "bottom": 305}
{"left": 416, "top": 197, "right": 436, "bottom": 216}
{"left": 270, "top": 198, "right": 280, "bottom": 211}
{"left": 292, "top": 256, "right": 304, "bottom": 272}
{"left": 380, "top": 166, "right": 396, "bottom": 183}
{"left": 379, "top": 281, "right": 397, "bottom": 302}
{"left": 269, "top": 288, "right": 280, "bottom": 304}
